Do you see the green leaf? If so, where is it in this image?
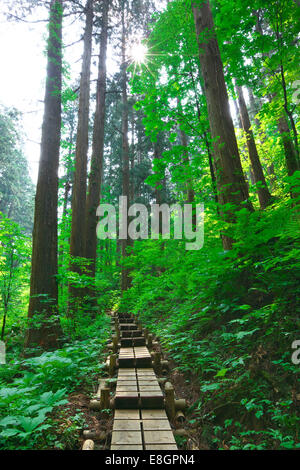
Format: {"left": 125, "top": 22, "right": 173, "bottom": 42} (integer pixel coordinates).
{"left": 215, "top": 368, "right": 229, "bottom": 378}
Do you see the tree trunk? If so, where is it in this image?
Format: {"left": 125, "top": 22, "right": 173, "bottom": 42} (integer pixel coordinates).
{"left": 190, "top": 64, "right": 218, "bottom": 208}
{"left": 130, "top": 109, "right": 135, "bottom": 202}
{"left": 192, "top": 1, "right": 253, "bottom": 250}
{"left": 233, "top": 95, "right": 254, "bottom": 187}
{"left": 69, "top": 0, "right": 93, "bottom": 301}
{"left": 236, "top": 85, "right": 272, "bottom": 209}
{"left": 1, "top": 305, "right": 8, "bottom": 342}
{"left": 280, "top": 64, "right": 299, "bottom": 160}
{"left": 179, "top": 128, "right": 195, "bottom": 205}
{"left": 58, "top": 119, "right": 75, "bottom": 304}
{"left": 121, "top": 6, "right": 131, "bottom": 292}
{"left": 85, "top": 0, "right": 109, "bottom": 280}
{"left": 233, "top": 98, "right": 243, "bottom": 130}
{"left": 25, "top": 0, "right": 63, "bottom": 351}
{"left": 277, "top": 115, "right": 300, "bottom": 177}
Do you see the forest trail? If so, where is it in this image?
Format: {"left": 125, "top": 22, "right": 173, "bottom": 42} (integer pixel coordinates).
{"left": 1, "top": 0, "right": 299, "bottom": 453}
{"left": 85, "top": 313, "right": 179, "bottom": 450}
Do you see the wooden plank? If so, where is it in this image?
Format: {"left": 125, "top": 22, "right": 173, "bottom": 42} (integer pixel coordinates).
{"left": 132, "top": 338, "right": 146, "bottom": 346}
{"left": 111, "top": 445, "right": 143, "bottom": 450}
{"left": 134, "top": 347, "right": 150, "bottom": 354}
{"left": 116, "top": 380, "right": 137, "bottom": 385}
{"left": 119, "top": 358, "right": 136, "bottom": 367}
{"left": 119, "top": 324, "right": 137, "bottom": 330}
{"left": 111, "top": 430, "right": 142, "bottom": 445}
{"left": 138, "top": 381, "right": 159, "bottom": 386}
{"left": 145, "top": 445, "right": 178, "bottom": 450}
{"left": 116, "top": 385, "right": 138, "bottom": 392}
{"left": 139, "top": 386, "right": 161, "bottom": 392}
{"left": 144, "top": 430, "right": 176, "bottom": 445}
{"left": 120, "top": 339, "right": 135, "bottom": 347}
{"left": 115, "top": 395, "right": 139, "bottom": 409}
{"left": 141, "top": 410, "right": 168, "bottom": 420}
{"left": 137, "top": 376, "right": 157, "bottom": 379}
{"left": 114, "top": 410, "right": 140, "bottom": 420}
{"left": 115, "top": 391, "right": 139, "bottom": 397}
{"left": 118, "top": 369, "right": 136, "bottom": 375}
{"left": 140, "top": 393, "right": 164, "bottom": 409}
{"left": 113, "top": 420, "right": 141, "bottom": 431}
{"left": 140, "top": 391, "right": 163, "bottom": 397}
{"left": 136, "top": 358, "right": 152, "bottom": 367}
{"left": 117, "top": 378, "right": 136, "bottom": 383}
{"left": 142, "top": 420, "right": 171, "bottom": 431}
{"left": 121, "top": 330, "right": 142, "bottom": 338}
{"left": 137, "top": 370, "right": 156, "bottom": 376}
{"left": 119, "top": 348, "right": 134, "bottom": 355}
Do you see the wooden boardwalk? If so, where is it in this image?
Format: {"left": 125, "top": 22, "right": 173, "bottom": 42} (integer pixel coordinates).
{"left": 110, "top": 313, "right": 178, "bottom": 451}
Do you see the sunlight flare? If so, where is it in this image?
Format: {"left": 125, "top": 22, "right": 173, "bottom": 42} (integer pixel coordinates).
{"left": 130, "top": 42, "right": 148, "bottom": 64}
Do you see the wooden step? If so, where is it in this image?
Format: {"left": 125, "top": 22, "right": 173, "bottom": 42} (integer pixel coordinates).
{"left": 119, "top": 323, "right": 138, "bottom": 331}
{"left": 118, "top": 318, "right": 135, "bottom": 323}
{"left": 121, "top": 337, "right": 146, "bottom": 347}
{"left": 109, "top": 316, "right": 178, "bottom": 450}
{"left": 110, "top": 409, "right": 177, "bottom": 450}
{"left": 121, "top": 330, "right": 142, "bottom": 338}
{"left": 115, "top": 366, "right": 164, "bottom": 409}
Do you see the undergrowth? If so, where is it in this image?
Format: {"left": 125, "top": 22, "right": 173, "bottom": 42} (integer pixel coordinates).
{"left": 0, "top": 314, "right": 110, "bottom": 450}
{"left": 122, "top": 198, "right": 300, "bottom": 450}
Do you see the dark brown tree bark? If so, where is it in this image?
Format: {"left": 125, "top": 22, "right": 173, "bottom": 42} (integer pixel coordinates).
{"left": 192, "top": 1, "right": 253, "bottom": 249}
{"left": 130, "top": 109, "right": 135, "bottom": 202}
{"left": 232, "top": 93, "right": 254, "bottom": 187}
{"left": 85, "top": 0, "right": 109, "bottom": 279}
{"left": 280, "top": 64, "right": 299, "bottom": 160}
{"left": 120, "top": 5, "right": 131, "bottom": 292}
{"left": 25, "top": 0, "right": 63, "bottom": 351}
{"left": 277, "top": 115, "right": 300, "bottom": 177}
{"left": 190, "top": 64, "right": 219, "bottom": 208}
{"left": 236, "top": 85, "right": 272, "bottom": 209}
{"left": 233, "top": 98, "right": 243, "bottom": 130}
{"left": 69, "top": 0, "right": 93, "bottom": 300}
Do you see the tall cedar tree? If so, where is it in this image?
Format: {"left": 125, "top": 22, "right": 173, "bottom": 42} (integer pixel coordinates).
{"left": 278, "top": 115, "right": 300, "bottom": 177}
{"left": 85, "top": 0, "right": 109, "bottom": 280}
{"left": 192, "top": 1, "right": 253, "bottom": 249}
{"left": 25, "top": 0, "right": 63, "bottom": 350}
{"left": 236, "top": 85, "right": 272, "bottom": 209}
{"left": 121, "top": 3, "right": 131, "bottom": 292}
{"left": 69, "top": 0, "right": 93, "bottom": 300}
